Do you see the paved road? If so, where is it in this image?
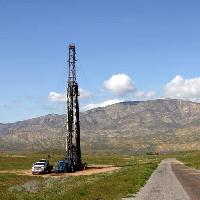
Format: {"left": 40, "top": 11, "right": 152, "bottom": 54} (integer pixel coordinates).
{"left": 122, "top": 159, "right": 191, "bottom": 200}
{"left": 172, "top": 161, "right": 200, "bottom": 200}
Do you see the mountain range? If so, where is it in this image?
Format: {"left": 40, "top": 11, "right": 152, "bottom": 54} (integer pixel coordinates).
{"left": 1, "top": 99, "right": 200, "bottom": 154}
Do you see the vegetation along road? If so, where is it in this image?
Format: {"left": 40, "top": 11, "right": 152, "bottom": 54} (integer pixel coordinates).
{"left": 1, "top": 152, "right": 200, "bottom": 200}
{"left": 123, "top": 158, "right": 200, "bottom": 200}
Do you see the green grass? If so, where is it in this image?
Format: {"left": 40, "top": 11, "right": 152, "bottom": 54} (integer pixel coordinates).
{"left": 2, "top": 151, "right": 199, "bottom": 200}
{"left": 0, "top": 152, "right": 65, "bottom": 170}
{"left": 176, "top": 150, "right": 200, "bottom": 169}
{"left": 0, "top": 153, "right": 161, "bottom": 200}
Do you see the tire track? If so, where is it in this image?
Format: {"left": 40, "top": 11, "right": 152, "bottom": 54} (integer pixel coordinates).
{"left": 172, "top": 161, "right": 200, "bottom": 200}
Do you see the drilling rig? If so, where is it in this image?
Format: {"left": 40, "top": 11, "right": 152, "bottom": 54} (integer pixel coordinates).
{"left": 64, "top": 44, "right": 86, "bottom": 173}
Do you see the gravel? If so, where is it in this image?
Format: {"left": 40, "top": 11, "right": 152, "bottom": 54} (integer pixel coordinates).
{"left": 122, "top": 158, "right": 190, "bottom": 200}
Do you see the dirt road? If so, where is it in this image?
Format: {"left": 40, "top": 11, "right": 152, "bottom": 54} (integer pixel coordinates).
{"left": 0, "top": 165, "right": 120, "bottom": 177}
{"left": 122, "top": 159, "right": 191, "bottom": 200}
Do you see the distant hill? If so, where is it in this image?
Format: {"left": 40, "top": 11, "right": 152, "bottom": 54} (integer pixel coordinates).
{"left": 1, "top": 99, "right": 200, "bottom": 153}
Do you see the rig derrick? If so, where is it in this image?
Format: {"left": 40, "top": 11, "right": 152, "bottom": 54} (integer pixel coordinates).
{"left": 65, "top": 44, "right": 86, "bottom": 172}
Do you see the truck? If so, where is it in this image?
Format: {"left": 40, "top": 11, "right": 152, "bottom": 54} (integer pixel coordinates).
{"left": 32, "top": 159, "right": 52, "bottom": 175}
{"left": 55, "top": 160, "right": 68, "bottom": 173}
{"left": 55, "top": 160, "right": 87, "bottom": 173}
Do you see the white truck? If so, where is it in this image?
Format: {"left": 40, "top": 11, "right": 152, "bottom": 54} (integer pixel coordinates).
{"left": 32, "top": 159, "right": 52, "bottom": 175}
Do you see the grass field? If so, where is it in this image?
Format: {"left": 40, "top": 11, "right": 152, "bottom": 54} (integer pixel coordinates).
{"left": 0, "top": 153, "right": 161, "bottom": 200}
{"left": 1, "top": 151, "right": 200, "bottom": 200}
{"left": 176, "top": 150, "right": 200, "bottom": 169}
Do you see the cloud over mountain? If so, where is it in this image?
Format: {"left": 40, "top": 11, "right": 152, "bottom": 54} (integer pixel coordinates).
{"left": 83, "top": 99, "right": 123, "bottom": 110}
{"left": 48, "top": 92, "right": 65, "bottom": 102}
{"left": 48, "top": 88, "right": 91, "bottom": 102}
{"left": 104, "top": 73, "right": 135, "bottom": 96}
{"left": 164, "top": 75, "right": 200, "bottom": 101}
{"left": 135, "top": 90, "right": 156, "bottom": 100}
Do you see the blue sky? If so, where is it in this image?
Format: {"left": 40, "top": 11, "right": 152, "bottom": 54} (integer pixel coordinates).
{"left": 1, "top": 0, "right": 200, "bottom": 122}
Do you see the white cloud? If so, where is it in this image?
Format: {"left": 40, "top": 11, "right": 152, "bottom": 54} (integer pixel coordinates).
{"left": 79, "top": 88, "right": 92, "bottom": 99}
{"left": 104, "top": 73, "right": 135, "bottom": 96}
{"left": 48, "top": 92, "right": 66, "bottom": 102}
{"left": 164, "top": 75, "right": 200, "bottom": 101}
{"left": 48, "top": 88, "right": 91, "bottom": 102}
{"left": 135, "top": 90, "right": 156, "bottom": 100}
{"left": 83, "top": 99, "right": 123, "bottom": 110}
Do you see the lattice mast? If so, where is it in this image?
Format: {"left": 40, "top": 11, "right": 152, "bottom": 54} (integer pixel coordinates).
{"left": 65, "top": 44, "right": 82, "bottom": 171}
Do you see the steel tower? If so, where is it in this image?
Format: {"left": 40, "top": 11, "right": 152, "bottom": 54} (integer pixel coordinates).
{"left": 65, "top": 44, "right": 84, "bottom": 172}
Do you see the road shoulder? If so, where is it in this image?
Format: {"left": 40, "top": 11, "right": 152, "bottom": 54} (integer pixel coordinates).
{"left": 122, "top": 158, "right": 190, "bottom": 200}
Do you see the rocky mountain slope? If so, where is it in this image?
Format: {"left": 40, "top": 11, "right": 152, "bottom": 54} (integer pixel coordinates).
{"left": 1, "top": 99, "right": 200, "bottom": 153}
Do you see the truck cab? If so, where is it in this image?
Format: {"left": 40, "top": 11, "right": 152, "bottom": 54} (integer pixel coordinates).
{"left": 55, "top": 160, "right": 69, "bottom": 173}
{"left": 32, "top": 159, "right": 52, "bottom": 175}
